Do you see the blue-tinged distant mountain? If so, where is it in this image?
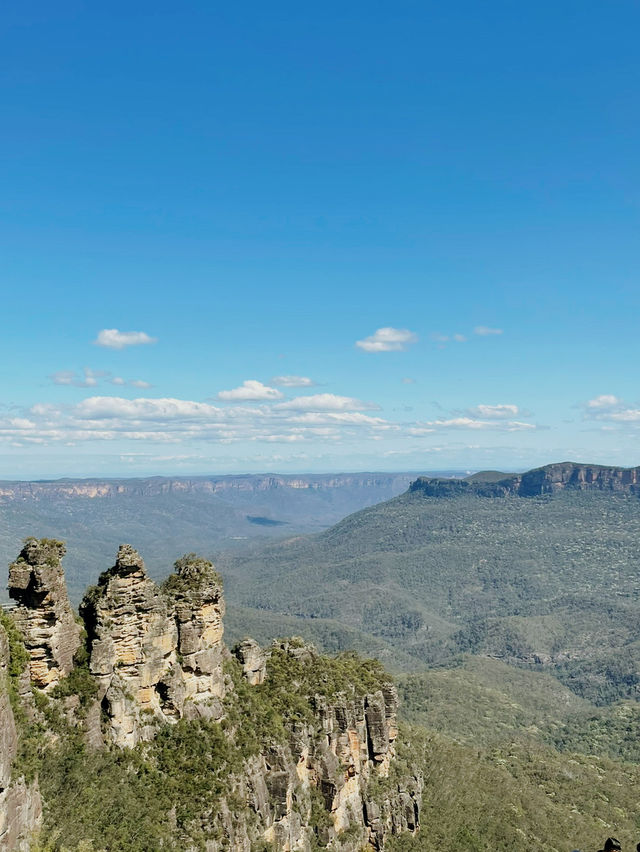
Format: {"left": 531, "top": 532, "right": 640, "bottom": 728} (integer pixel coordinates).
{"left": 0, "top": 471, "right": 452, "bottom": 600}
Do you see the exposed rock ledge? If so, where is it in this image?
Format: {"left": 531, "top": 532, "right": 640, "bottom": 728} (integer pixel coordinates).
{"left": 2, "top": 539, "right": 421, "bottom": 851}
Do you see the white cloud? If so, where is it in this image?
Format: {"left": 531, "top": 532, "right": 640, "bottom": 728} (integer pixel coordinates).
{"left": 50, "top": 369, "right": 151, "bottom": 390}
{"left": 402, "top": 377, "right": 415, "bottom": 384}
{"left": 217, "top": 380, "right": 284, "bottom": 401}
{"left": 356, "top": 327, "right": 418, "bottom": 352}
{"left": 412, "top": 416, "right": 536, "bottom": 432}
{"left": 587, "top": 394, "right": 622, "bottom": 410}
{"left": 94, "top": 328, "right": 157, "bottom": 349}
{"left": 467, "top": 404, "right": 520, "bottom": 419}
{"left": 74, "top": 396, "right": 222, "bottom": 421}
{"left": 607, "top": 410, "right": 640, "bottom": 422}
{"left": 275, "top": 393, "right": 378, "bottom": 412}
{"left": 50, "top": 368, "right": 104, "bottom": 388}
{"left": 453, "top": 333, "right": 467, "bottom": 342}
{"left": 474, "top": 326, "right": 503, "bottom": 336}
{"left": 270, "top": 375, "right": 316, "bottom": 388}
{"left": 582, "top": 395, "right": 640, "bottom": 424}
{"left": 2, "top": 390, "right": 398, "bottom": 448}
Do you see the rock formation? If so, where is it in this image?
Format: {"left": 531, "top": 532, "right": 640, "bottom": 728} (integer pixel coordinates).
{"left": 411, "top": 461, "right": 640, "bottom": 499}
{"left": 8, "top": 538, "right": 81, "bottom": 691}
{"left": 216, "top": 639, "right": 421, "bottom": 851}
{"left": 0, "top": 622, "right": 42, "bottom": 851}
{"left": 2, "top": 539, "right": 421, "bottom": 850}
{"left": 234, "top": 636, "right": 268, "bottom": 685}
{"left": 80, "top": 545, "right": 226, "bottom": 747}
{"left": 161, "top": 553, "right": 226, "bottom": 717}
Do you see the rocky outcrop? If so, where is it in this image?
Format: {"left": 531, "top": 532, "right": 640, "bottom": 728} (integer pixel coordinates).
{"left": 8, "top": 539, "right": 81, "bottom": 691}
{"left": 225, "top": 640, "right": 421, "bottom": 851}
{"left": 515, "top": 462, "right": 640, "bottom": 496}
{"left": 0, "top": 623, "right": 42, "bottom": 852}
{"left": 411, "top": 462, "right": 640, "bottom": 499}
{"left": 162, "top": 554, "right": 226, "bottom": 718}
{"left": 80, "top": 546, "right": 226, "bottom": 746}
{"left": 4, "top": 540, "right": 421, "bottom": 850}
{"left": 234, "top": 637, "right": 268, "bottom": 685}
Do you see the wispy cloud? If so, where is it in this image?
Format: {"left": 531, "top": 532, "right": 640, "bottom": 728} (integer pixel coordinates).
{"left": 583, "top": 395, "right": 640, "bottom": 423}
{"left": 49, "top": 369, "right": 151, "bottom": 390}
{"left": 466, "top": 404, "right": 521, "bottom": 419}
{"left": 217, "top": 380, "right": 284, "bottom": 401}
{"left": 0, "top": 392, "right": 396, "bottom": 448}
{"left": 50, "top": 368, "right": 105, "bottom": 388}
{"left": 410, "top": 416, "right": 536, "bottom": 433}
{"left": 94, "top": 328, "right": 158, "bottom": 349}
{"left": 270, "top": 375, "right": 316, "bottom": 388}
{"left": 356, "top": 327, "right": 418, "bottom": 352}
{"left": 275, "top": 393, "right": 378, "bottom": 412}
{"left": 474, "top": 326, "right": 503, "bottom": 336}
{"left": 586, "top": 394, "right": 622, "bottom": 410}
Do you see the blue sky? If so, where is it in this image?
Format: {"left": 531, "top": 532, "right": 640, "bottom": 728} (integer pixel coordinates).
{"left": 2, "top": 1, "right": 640, "bottom": 477}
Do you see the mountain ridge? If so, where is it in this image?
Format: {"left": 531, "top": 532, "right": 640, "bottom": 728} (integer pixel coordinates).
{"left": 412, "top": 461, "right": 640, "bottom": 498}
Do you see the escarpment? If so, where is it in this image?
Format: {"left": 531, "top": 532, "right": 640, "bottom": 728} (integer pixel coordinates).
{"left": 2, "top": 539, "right": 421, "bottom": 851}
{"left": 411, "top": 461, "right": 640, "bottom": 499}
{"left": 0, "top": 621, "right": 42, "bottom": 851}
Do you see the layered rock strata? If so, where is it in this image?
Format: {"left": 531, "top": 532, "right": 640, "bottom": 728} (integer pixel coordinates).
{"left": 0, "top": 623, "right": 42, "bottom": 852}
{"left": 208, "top": 640, "right": 421, "bottom": 851}
{"left": 4, "top": 540, "right": 421, "bottom": 849}
{"left": 234, "top": 636, "right": 268, "bottom": 685}
{"left": 411, "top": 461, "right": 640, "bottom": 499}
{"left": 8, "top": 539, "right": 81, "bottom": 691}
{"left": 161, "top": 554, "right": 226, "bottom": 717}
{"left": 80, "top": 545, "right": 226, "bottom": 747}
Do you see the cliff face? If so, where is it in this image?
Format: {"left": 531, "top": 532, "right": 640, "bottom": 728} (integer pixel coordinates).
{"left": 0, "top": 623, "right": 42, "bottom": 851}
{"left": 162, "top": 554, "right": 226, "bottom": 713}
{"left": 7, "top": 539, "right": 81, "bottom": 691}
{"left": 197, "top": 641, "right": 421, "bottom": 851}
{"left": 410, "top": 462, "right": 640, "bottom": 499}
{"left": 515, "top": 462, "right": 640, "bottom": 496}
{"left": 3, "top": 539, "right": 421, "bottom": 850}
{"left": 0, "top": 473, "right": 417, "bottom": 502}
{"left": 79, "top": 546, "right": 225, "bottom": 748}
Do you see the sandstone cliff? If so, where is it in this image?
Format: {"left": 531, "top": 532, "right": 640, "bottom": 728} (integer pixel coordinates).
{"left": 410, "top": 461, "right": 640, "bottom": 499}
{"left": 2, "top": 539, "right": 420, "bottom": 850}
{"left": 79, "top": 546, "right": 226, "bottom": 747}
{"left": 0, "top": 621, "right": 42, "bottom": 851}
{"left": 8, "top": 539, "right": 81, "bottom": 691}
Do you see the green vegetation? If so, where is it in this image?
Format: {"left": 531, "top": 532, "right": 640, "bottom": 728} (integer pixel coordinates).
{"left": 220, "top": 489, "right": 640, "bottom": 706}
{"left": 50, "top": 637, "right": 97, "bottom": 714}
{"left": 384, "top": 725, "right": 640, "bottom": 851}
{"left": 161, "top": 552, "right": 222, "bottom": 599}
{"left": 28, "top": 647, "right": 394, "bottom": 850}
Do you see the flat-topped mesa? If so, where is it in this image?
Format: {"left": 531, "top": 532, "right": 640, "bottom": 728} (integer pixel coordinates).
{"left": 516, "top": 462, "right": 640, "bottom": 496}
{"left": 80, "top": 544, "right": 183, "bottom": 748}
{"left": 161, "top": 553, "right": 226, "bottom": 718}
{"left": 410, "top": 462, "right": 640, "bottom": 499}
{"left": 8, "top": 538, "right": 81, "bottom": 691}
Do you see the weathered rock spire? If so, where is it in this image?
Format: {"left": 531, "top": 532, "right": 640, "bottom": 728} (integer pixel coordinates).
{"left": 162, "top": 553, "right": 226, "bottom": 718}
{"left": 80, "top": 544, "right": 182, "bottom": 748}
{"left": 80, "top": 545, "right": 227, "bottom": 746}
{"left": 8, "top": 538, "right": 81, "bottom": 691}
